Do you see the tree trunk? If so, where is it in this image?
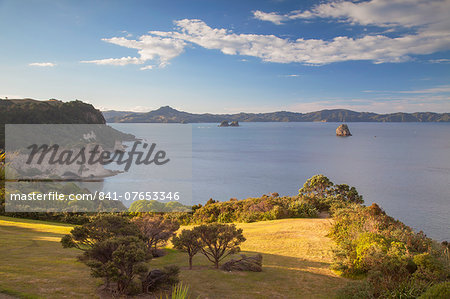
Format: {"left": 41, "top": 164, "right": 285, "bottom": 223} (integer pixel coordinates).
{"left": 189, "top": 256, "right": 193, "bottom": 270}
{"left": 215, "top": 260, "right": 219, "bottom": 269}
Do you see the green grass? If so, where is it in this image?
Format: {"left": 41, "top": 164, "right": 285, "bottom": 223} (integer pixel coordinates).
{"left": 0, "top": 216, "right": 350, "bottom": 298}
{"left": 0, "top": 216, "right": 98, "bottom": 299}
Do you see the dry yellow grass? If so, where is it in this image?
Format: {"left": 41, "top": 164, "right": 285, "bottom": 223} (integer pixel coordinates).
{"left": 0, "top": 216, "right": 349, "bottom": 298}
{"left": 153, "top": 218, "right": 349, "bottom": 299}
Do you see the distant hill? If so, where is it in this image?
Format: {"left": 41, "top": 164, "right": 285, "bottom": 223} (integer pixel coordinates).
{"left": 103, "top": 106, "right": 450, "bottom": 123}
{"left": 1, "top": 98, "right": 106, "bottom": 124}
{"left": 0, "top": 99, "right": 106, "bottom": 149}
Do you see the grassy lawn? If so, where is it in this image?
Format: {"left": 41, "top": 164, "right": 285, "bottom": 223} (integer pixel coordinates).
{"left": 0, "top": 216, "right": 349, "bottom": 298}
{"left": 0, "top": 216, "right": 98, "bottom": 299}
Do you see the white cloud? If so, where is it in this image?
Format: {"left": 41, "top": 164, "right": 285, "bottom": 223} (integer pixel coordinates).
{"left": 279, "top": 74, "right": 300, "bottom": 77}
{"left": 81, "top": 35, "right": 186, "bottom": 69}
{"left": 253, "top": 10, "right": 287, "bottom": 25}
{"left": 251, "top": 1, "right": 450, "bottom": 64}
{"left": 253, "top": 0, "right": 450, "bottom": 28}
{"left": 29, "top": 62, "right": 56, "bottom": 67}
{"left": 81, "top": 56, "right": 142, "bottom": 66}
{"left": 429, "top": 58, "right": 450, "bottom": 64}
{"left": 161, "top": 19, "right": 450, "bottom": 65}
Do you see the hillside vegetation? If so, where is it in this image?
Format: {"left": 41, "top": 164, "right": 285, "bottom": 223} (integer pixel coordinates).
{"left": 0, "top": 99, "right": 106, "bottom": 149}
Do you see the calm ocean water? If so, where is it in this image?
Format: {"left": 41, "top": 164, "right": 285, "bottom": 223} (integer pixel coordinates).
{"left": 108, "top": 122, "right": 450, "bottom": 241}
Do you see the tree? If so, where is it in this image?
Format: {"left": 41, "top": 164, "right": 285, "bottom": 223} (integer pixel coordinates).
{"left": 61, "top": 215, "right": 149, "bottom": 294}
{"left": 86, "top": 236, "right": 150, "bottom": 293}
{"left": 172, "top": 229, "right": 202, "bottom": 269}
{"left": 132, "top": 214, "right": 180, "bottom": 255}
{"left": 61, "top": 214, "right": 141, "bottom": 251}
{"left": 298, "top": 174, "right": 334, "bottom": 198}
{"left": 205, "top": 198, "right": 218, "bottom": 205}
{"left": 331, "top": 184, "right": 363, "bottom": 204}
{"left": 194, "top": 223, "right": 246, "bottom": 269}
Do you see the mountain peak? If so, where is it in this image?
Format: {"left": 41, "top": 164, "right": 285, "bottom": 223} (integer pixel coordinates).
{"left": 154, "top": 106, "right": 179, "bottom": 113}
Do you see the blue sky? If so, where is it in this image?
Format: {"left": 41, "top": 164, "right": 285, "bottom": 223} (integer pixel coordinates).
{"left": 1, "top": 0, "right": 449, "bottom": 113}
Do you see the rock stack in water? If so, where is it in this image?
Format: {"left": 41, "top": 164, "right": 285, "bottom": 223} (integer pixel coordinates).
{"left": 336, "top": 124, "right": 352, "bottom": 136}
{"left": 219, "top": 121, "right": 240, "bottom": 127}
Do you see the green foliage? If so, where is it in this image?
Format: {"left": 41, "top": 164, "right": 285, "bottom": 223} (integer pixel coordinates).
{"left": 61, "top": 214, "right": 141, "bottom": 250}
{"left": 299, "top": 175, "right": 363, "bottom": 213}
{"left": 419, "top": 281, "right": 450, "bottom": 299}
{"left": 129, "top": 200, "right": 192, "bottom": 213}
{"left": 193, "top": 223, "right": 246, "bottom": 269}
{"left": 142, "top": 265, "right": 180, "bottom": 293}
{"left": 353, "top": 233, "right": 389, "bottom": 273}
{"left": 191, "top": 195, "right": 318, "bottom": 224}
{"left": 413, "top": 253, "right": 447, "bottom": 282}
{"left": 172, "top": 230, "right": 202, "bottom": 269}
{"left": 167, "top": 282, "right": 192, "bottom": 299}
{"left": 330, "top": 202, "right": 450, "bottom": 298}
{"left": 132, "top": 214, "right": 180, "bottom": 256}
{"left": 299, "top": 174, "right": 334, "bottom": 198}
{"left": 86, "top": 235, "right": 149, "bottom": 294}
{"left": 61, "top": 214, "right": 153, "bottom": 294}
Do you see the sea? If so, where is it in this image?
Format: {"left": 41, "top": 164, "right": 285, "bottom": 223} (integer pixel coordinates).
{"left": 107, "top": 122, "right": 450, "bottom": 242}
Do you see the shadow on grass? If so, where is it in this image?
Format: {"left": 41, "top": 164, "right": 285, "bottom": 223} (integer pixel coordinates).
{"left": 0, "top": 219, "right": 350, "bottom": 299}
{"left": 150, "top": 249, "right": 349, "bottom": 299}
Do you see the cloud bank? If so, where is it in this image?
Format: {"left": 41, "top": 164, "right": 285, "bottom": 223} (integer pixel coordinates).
{"left": 82, "top": 0, "right": 450, "bottom": 69}
{"left": 253, "top": 0, "right": 450, "bottom": 28}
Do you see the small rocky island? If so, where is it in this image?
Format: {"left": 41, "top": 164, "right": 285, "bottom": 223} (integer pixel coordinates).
{"left": 219, "top": 121, "right": 239, "bottom": 127}
{"left": 336, "top": 124, "right": 352, "bottom": 136}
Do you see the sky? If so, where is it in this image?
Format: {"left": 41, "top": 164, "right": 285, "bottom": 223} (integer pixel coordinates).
{"left": 0, "top": 0, "right": 449, "bottom": 114}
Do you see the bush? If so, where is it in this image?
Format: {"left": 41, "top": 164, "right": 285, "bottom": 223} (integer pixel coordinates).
{"left": 191, "top": 195, "right": 319, "bottom": 224}
{"left": 85, "top": 236, "right": 150, "bottom": 294}
{"left": 413, "top": 253, "right": 447, "bottom": 282}
{"left": 419, "top": 281, "right": 450, "bottom": 298}
{"left": 330, "top": 200, "right": 450, "bottom": 298}
{"left": 141, "top": 265, "right": 180, "bottom": 293}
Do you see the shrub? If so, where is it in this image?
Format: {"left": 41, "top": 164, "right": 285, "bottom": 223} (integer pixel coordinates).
{"left": 61, "top": 214, "right": 141, "bottom": 251}
{"left": 330, "top": 200, "right": 450, "bottom": 298}
{"left": 419, "top": 281, "right": 450, "bottom": 298}
{"left": 413, "top": 253, "right": 447, "bottom": 282}
{"left": 141, "top": 265, "right": 180, "bottom": 293}
{"left": 85, "top": 236, "right": 150, "bottom": 294}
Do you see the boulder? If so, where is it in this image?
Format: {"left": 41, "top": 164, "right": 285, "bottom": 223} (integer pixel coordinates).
{"left": 219, "top": 121, "right": 229, "bottom": 127}
{"left": 220, "top": 254, "right": 263, "bottom": 272}
{"left": 229, "top": 121, "right": 239, "bottom": 127}
{"left": 336, "top": 124, "right": 352, "bottom": 136}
